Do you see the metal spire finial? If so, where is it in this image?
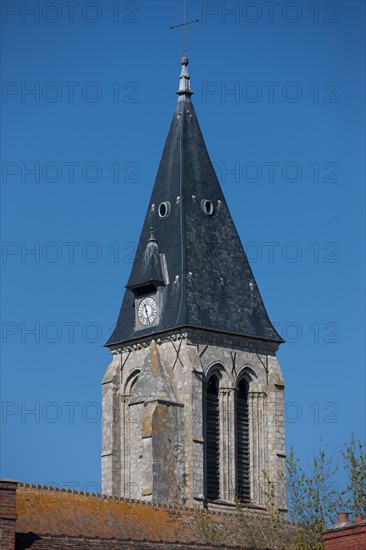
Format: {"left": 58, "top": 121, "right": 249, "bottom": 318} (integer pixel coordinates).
{"left": 183, "top": 0, "right": 187, "bottom": 56}
{"left": 170, "top": 1, "right": 199, "bottom": 59}
{"left": 170, "top": 2, "right": 198, "bottom": 98}
{"left": 177, "top": 54, "right": 193, "bottom": 97}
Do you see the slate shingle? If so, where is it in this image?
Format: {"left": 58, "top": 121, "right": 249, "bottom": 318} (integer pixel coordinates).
{"left": 107, "top": 63, "right": 282, "bottom": 347}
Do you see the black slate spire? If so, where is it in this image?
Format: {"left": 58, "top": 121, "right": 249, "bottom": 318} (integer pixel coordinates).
{"left": 107, "top": 57, "right": 282, "bottom": 346}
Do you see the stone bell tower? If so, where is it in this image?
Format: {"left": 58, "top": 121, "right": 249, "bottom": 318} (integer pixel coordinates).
{"left": 101, "top": 56, "right": 286, "bottom": 512}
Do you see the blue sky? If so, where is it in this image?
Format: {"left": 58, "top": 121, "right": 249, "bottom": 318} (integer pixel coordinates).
{"left": 1, "top": 0, "right": 365, "bottom": 497}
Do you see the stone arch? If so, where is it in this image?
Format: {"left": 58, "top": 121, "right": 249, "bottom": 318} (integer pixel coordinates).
{"left": 124, "top": 368, "right": 140, "bottom": 396}
{"left": 236, "top": 362, "right": 267, "bottom": 392}
{"left": 205, "top": 361, "right": 225, "bottom": 383}
{"left": 119, "top": 367, "right": 141, "bottom": 499}
{"left": 236, "top": 364, "right": 257, "bottom": 387}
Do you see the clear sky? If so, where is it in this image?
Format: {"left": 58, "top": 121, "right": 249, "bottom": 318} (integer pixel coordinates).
{"left": 1, "top": 0, "right": 365, "bottom": 498}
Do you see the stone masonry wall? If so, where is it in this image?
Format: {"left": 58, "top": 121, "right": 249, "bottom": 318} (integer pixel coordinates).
{"left": 102, "top": 330, "right": 286, "bottom": 511}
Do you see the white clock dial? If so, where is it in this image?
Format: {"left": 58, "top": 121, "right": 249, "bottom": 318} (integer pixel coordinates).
{"left": 137, "top": 296, "right": 157, "bottom": 326}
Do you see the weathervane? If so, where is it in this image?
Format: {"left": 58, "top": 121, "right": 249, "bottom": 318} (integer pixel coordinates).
{"left": 170, "top": 0, "right": 199, "bottom": 56}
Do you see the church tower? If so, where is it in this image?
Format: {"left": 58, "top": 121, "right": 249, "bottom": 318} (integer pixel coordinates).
{"left": 102, "top": 56, "right": 286, "bottom": 512}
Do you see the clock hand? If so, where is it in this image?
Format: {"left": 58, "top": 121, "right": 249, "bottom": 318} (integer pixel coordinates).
{"left": 144, "top": 304, "right": 150, "bottom": 324}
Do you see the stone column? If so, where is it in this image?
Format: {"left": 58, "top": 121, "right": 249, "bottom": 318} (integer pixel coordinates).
{"left": 118, "top": 392, "right": 130, "bottom": 498}
{"left": 191, "top": 369, "right": 205, "bottom": 507}
{"left": 248, "top": 391, "right": 267, "bottom": 506}
{"left": 101, "top": 384, "right": 118, "bottom": 495}
{"left": 219, "top": 386, "right": 237, "bottom": 503}
{"left": 140, "top": 400, "right": 155, "bottom": 501}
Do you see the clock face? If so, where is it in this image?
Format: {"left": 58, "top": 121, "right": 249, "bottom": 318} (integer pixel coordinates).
{"left": 137, "top": 296, "right": 157, "bottom": 326}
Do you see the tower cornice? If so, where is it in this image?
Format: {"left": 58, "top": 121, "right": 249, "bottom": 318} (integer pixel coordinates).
{"left": 107, "top": 326, "right": 281, "bottom": 355}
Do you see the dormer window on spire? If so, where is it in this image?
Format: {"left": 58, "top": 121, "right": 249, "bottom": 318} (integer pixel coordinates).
{"left": 158, "top": 201, "right": 171, "bottom": 219}
{"left": 201, "top": 199, "right": 214, "bottom": 216}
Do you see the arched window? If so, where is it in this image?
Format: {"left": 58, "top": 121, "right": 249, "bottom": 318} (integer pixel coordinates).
{"left": 124, "top": 369, "right": 140, "bottom": 429}
{"left": 124, "top": 369, "right": 140, "bottom": 395}
{"left": 205, "top": 376, "right": 220, "bottom": 501}
{"left": 236, "top": 378, "right": 250, "bottom": 502}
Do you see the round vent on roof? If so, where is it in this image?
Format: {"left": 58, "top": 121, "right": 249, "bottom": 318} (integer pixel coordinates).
{"left": 201, "top": 199, "right": 214, "bottom": 216}
{"left": 158, "top": 201, "right": 171, "bottom": 219}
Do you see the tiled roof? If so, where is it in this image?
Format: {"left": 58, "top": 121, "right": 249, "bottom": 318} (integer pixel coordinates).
{"left": 107, "top": 60, "right": 282, "bottom": 347}
{"left": 15, "top": 483, "right": 293, "bottom": 549}
{"left": 16, "top": 484, "right": 203, "bottom": 542}
{"left": 15, "top": 533, "right": 268, "bottom": 550}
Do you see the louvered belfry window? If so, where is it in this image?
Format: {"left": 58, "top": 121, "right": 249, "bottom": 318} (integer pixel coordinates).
{"left": 236, "top": 379, "right": 250, "bottom": 502}
{"left": 206, "top": 376, "right": 220, "bottom": 501}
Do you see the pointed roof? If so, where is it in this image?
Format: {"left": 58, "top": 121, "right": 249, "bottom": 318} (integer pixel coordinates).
{"left": 126, "top": 229, "right": 165, "bottom": 290}
{"left": 107, "top": 57, "right": 282, "bottom": 346}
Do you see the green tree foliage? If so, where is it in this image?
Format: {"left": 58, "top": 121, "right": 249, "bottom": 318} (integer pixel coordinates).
{"left": 287, "top": 437, "right": 366, "bottom": 549}
{"left": 194, "top": 437, "right": 365, "bottom": 550}
{"left": 287, "top": 443, "right": 339, "bottom": 549}
{"left": 341, "top": 435, "right": 366, "bottom": 517}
